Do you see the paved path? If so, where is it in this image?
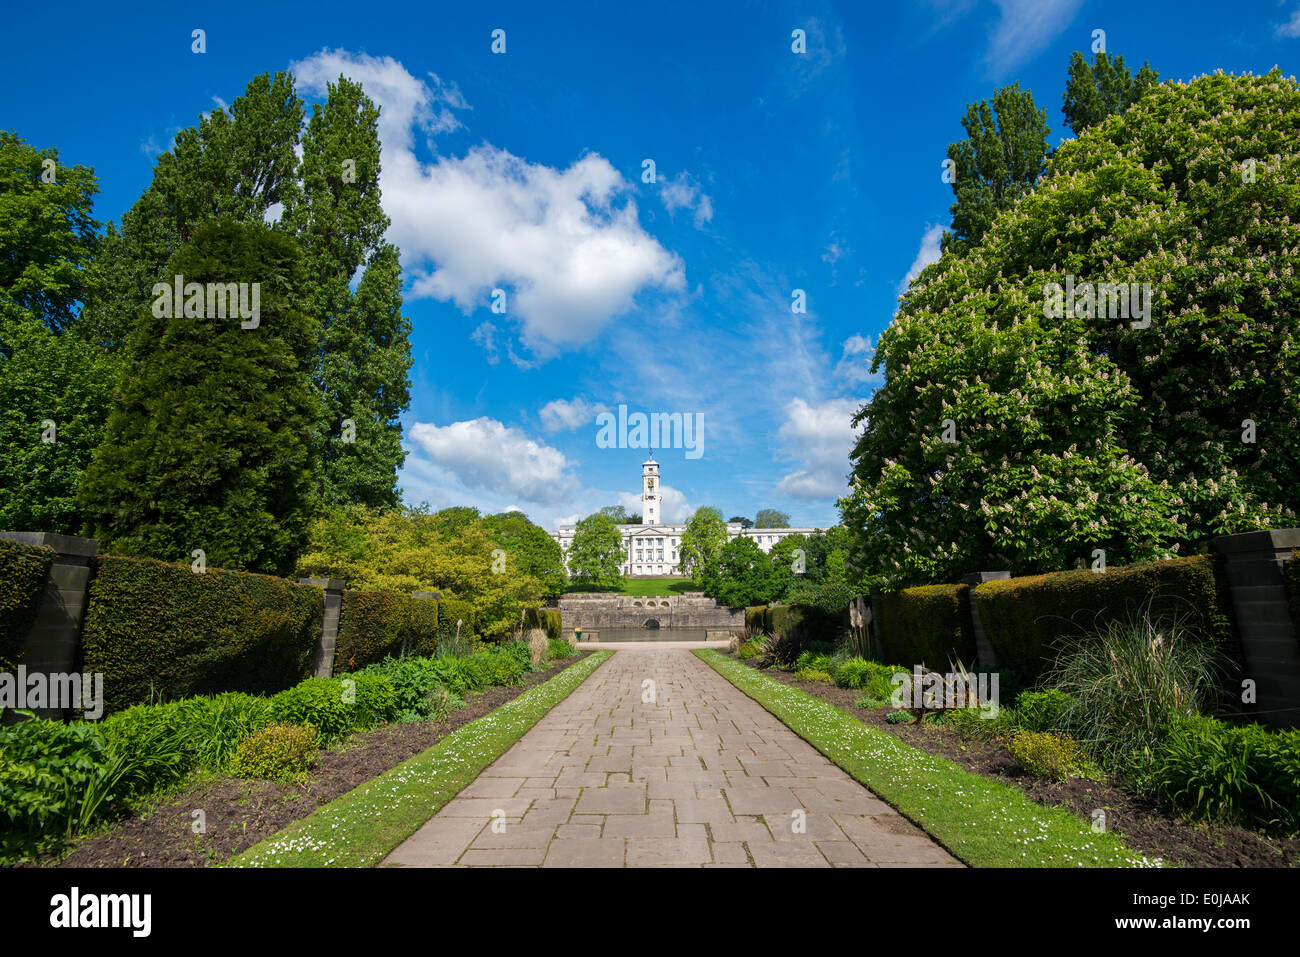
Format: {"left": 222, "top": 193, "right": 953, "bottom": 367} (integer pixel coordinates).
{"left": 382, "top": 649, "right": 961, "bottom": 867}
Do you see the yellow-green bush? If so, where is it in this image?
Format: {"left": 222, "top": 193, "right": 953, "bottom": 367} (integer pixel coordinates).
{"left": 0, "top": 538, "right": 53, "bottom": 672}
{"left": 1007, "top": 729, "right": 1100, "bottom": 782}
{"left": 972, "top": 555, "right": 1235, "bottom": 685}
{"left": 81, "top": 555, "right": 322, "bottom": 714}
{"left": 872, "top": 584, "right": 975, "bottom": 671}
{"left": 228, "top": 723, "right": 319, "bottom": 780}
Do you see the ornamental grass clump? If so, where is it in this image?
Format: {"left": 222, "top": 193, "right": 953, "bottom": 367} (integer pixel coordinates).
{"left": 1046, "top": 606, "right": 1228, "bottom": 776}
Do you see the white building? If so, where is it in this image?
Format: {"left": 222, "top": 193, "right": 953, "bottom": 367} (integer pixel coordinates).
{"left": 552, "top": 457, "right": 820, "bottom": 577}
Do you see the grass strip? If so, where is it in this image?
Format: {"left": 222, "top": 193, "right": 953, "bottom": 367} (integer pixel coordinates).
{"left": 696, "top": 649, "right": 1164, "bottom": 868}
{"left": 227, "top": 651, "right": 613, "bottom": 868}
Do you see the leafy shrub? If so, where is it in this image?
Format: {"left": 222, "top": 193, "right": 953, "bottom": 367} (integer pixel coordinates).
{"left": 833, "top": 656, "right": 874, "bottom": 690}
{"left": 228, "top": 723, "right": 318, "bottom": 780}
{"left": 1150, "top": 715, "right": 1300, "bottom": 835}
{"left": 270, "top": 677, "right": 361, "bottom": 742}
{"left": 941, "top": 703, "right": 1018, "bottom": 742}
{"left": 99, "top": 691, "right": 273, "bottom": 784}
{"left": 0, "top": 715, "right": 121, "bottom": 864}
{"left": 0, "top": 538, "right": 53, "bottom": 672}
{"left": 885, "top": 710, "right": 914, "bottom": 724}
{"left": 347, "top": 673, "right": 399, "bottom": 727}
{"left": 1007, "top": 730, "right": 1102, "bottom": 782}
{"left": 795, "top": 651, "right": 832, "bottom": 673}
{"left": 792, "top": 667, "right": 834, "bottom": 683}
{"left": 1047, "top": 608, "right": 1228, "bottom": 774}
{"left": 358, "top": 656, "right": 439, "bottom": 720}
{"left": 80, "top": 555, "right": 322, "bottom": 713}
{"left": 502, "top": 639, "right": 534, "bottom": 671}
{"left": 872, "top": 584, "right": 975, "bottom": 672}
{"left": 972, "top": 556, "right": 1236, "bottom": 686}
{"left": 736, "top": 638, "right": 765, "bottom": 660}
{"left": 480, "top": 648, "right": 528, "bottom": 686}
{"left": 547, "top": 638, "right": 576, "bottom": 660}
{"left": 1015, "top": 689, "right": 1073, "bottom": 733}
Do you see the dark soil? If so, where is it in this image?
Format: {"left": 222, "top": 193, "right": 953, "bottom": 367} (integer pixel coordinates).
{"left": 734, "top": 655, "right": 1299, "bottom": 869}
{"left": 38, "top": 654, "right": 593, "bottom": 869}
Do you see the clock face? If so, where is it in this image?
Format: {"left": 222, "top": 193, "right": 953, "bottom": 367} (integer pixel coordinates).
{"left": 647, "top": 478, "right": 655, "bottom": 488}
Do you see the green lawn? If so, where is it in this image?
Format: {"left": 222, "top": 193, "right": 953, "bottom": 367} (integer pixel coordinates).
{"left": 226, "top": 651, "right": 612, "bottom": 868}
{"left": 696, "top": 649, "right": 1165, "bottom": 868}
{"left": 566, "top": 576, "right": 701, "bottom": 597}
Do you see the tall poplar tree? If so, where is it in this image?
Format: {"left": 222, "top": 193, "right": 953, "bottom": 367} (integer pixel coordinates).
{"left": 942, "top": 83, "right": 1050, "bottom": 256}
{"left": 1063, "top": 50, "right": 1159, "bottom": 136}
{"left": 284, "top": 76, "right": 411, "bottom": 509}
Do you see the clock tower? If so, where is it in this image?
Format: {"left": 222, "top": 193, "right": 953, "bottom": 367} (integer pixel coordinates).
{"left": 641, "top": 456, "right": 660, "bottom": 525}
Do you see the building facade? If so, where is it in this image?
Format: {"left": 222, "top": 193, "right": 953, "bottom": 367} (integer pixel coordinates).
{"left": 551, "top": 457, "right": 820, "bottom": 577}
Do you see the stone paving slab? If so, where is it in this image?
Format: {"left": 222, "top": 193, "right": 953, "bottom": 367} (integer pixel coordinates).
{"left": 381, "top": 649, "right": 963, "bottom": 868}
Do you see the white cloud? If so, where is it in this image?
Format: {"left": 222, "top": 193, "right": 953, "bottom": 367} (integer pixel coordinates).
{"left": 1277, "top": 5, "right": 1300, "bottom": 37}
{"left": 899, "top": 223, "right": 946, "bottom": 294}
{"left": 659, "top": 172, "right": 714, "bottom": 229}
{"left": 292, "top": 49, "right": 686, "bottom": 359}
{"left": 406, "top": 417, "right": 579, "bottom": 504}
{"left": 539, "top": 397, "right": 608, "bottom": 432}
{"left": 470, "top": 321, "right": 499, "bottom": 365}
{"left": 775, "top": 397, "right": 864, "bottom": 500}
{"left": 833, "top": 334, "right": 881, "bottom": 386}
{"left": 984, "top": 0, "right": 1083, "bottom": 74}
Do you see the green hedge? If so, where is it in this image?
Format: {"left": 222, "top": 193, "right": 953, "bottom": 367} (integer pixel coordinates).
{"left": 745, "top": 605, "right": 767, "bottom": 631}
{"left": 523, "top": 607, "right": 561, "bottom": 641}
{"left": 973, "top": 555, "right": 1235, "bottom": 686}
{"left": 0, "top": 538, "right": 53, "bottom": 672}
{"left": 334, "top": 592, "right": 445, "bottom": 671}
{"left": 408, "top": 597, "right": 440, "bottom": 657}
{"left": 872, "top": 584, "right": 975, "bottom": 670}
{"left": 81, "top": 555, "right": 322, "bottom": 714}
{"left": 436, "top": 596, "right": 476, "bottom": 641}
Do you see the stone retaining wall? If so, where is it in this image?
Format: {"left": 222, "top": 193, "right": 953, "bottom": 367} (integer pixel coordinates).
{"left": 556, "top": 593, "right": 744, "bottom": 632}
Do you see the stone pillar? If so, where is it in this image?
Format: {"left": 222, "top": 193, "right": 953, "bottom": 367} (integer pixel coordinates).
{"left": 1214, "top": 529, "right": 1300, "bottom": 727}
{"left": 963, "top": 572, "right": 1011, "bottom": 669}
{"left": 299, "top": 578, "right": 346, "bottom": 678}
{"left": 0, "top": 532, "right": 98, "bottom": 720}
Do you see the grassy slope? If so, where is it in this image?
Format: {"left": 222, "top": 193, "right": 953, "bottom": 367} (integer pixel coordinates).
{"left": 226, "top": 651, "right": 613, "bottom": 868}
{"left": 696, "top": 649, "right": 1164, "bottom": 868}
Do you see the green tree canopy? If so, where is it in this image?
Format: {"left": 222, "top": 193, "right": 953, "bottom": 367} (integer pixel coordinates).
{"left": 566, "top": 513, "right": 624, "bottom": 588}
{"left": 1063, "top": 50, "right": 1159, "bottom": 136}
{"left": 483, "top": 510, "right": 566, "bottom": 601}
{"left": 709, "top": 536, "right": 785, "bottom": 608}
{"left": 78, "top": 218, "right": 319, "bottom": 576}
{"left": 728, "top": 515, "right": 753, "bottom": 528}
{"left": 295, "top": 504, "right": 545, "bottom": 637}
{"left": 678, "top": 506, "right": 728, "bottom": 587}
{"left": 0, "top": 131, "right": 100, "bottom": 331}
{"left": 843, "top": 70, "right": 1300, "bottom": 587}
{"left": 942, "top": 82, "right": 1050, "bottom": 256}
{"left": 754, "top": 508, "right": 790, "bottom": 528}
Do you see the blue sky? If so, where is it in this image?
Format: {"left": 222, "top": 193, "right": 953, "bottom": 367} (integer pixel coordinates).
{"left": 5, "top": 0, "right": 1298, "bottom": 530}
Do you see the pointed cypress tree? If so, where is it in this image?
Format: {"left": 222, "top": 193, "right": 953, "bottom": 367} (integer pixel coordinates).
{"left": 78, "top": 218, "right": 319, "bottom": 576}
{"left": 285, "top": 75, "right": 411, "bottom": 509}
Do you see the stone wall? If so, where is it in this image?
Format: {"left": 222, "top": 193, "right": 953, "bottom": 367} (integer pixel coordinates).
{"left": 556, "top": 593, "right": 744, "bottom": 632}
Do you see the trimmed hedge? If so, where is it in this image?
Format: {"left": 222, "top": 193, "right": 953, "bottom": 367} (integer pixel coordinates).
{"left": 872, "top": 584, "right": 975, "bottom": 670}
{"left": 972, "top": 555, "right": 1235, "bottom": 686}
{"left": 81, "top": 555, "right": 323, "bottom": 714}
{"left": 0, "top": 538, "right": 53, "bottom": 672}
{"left": 524, "top": 606, "right": 561, "bottom": 641}
{"left": 436, "top": 596, "right": 476, "bottom": 641}
{"left": 744, "top": 605, "right": 766, "bottom": 631}
{"left": 334, "top": 592, "right": 445, "bottom": 671}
